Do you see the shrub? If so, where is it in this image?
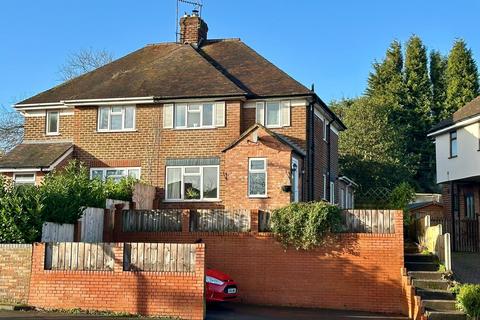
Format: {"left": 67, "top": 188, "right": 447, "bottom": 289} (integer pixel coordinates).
{"left": 456, "top": 284, "right": 480, "bottom": 318}
{"left": 271, "top": 202, "right": 342, "bottom": 250}
{"left": 389, "top": 182, "right": 415, "bottom": 225}
{"left": 104, "top": 176, "right": 136, "bottom": 202}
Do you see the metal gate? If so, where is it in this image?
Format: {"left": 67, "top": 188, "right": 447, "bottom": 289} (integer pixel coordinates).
{"left": 431, "top": 217, "right": 479, "bottom": 252}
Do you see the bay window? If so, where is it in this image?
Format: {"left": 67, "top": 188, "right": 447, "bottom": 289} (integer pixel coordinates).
{"left": 165, "top": 165, "right": 219, "bottom": 201}
{"left": 98, "top": 106, "right": 136, "bottom": 131}
{"left": 90, "top": 167, "right": 141, "bottom": 182}
{"left": 248, "top": 158, "right": 267, "bottom": 197}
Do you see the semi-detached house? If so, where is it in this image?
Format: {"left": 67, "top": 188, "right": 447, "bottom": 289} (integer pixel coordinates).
{"left": 0, "top": 13, "right": 351, "bottom": 210}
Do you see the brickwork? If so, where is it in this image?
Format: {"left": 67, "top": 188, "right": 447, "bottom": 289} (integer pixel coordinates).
{"left": 28, "top": 243, "right": 205, "bottom": 320}
{"left": 0, "top": 244, "right": 32, "bottom": 304}
{"left": 24, "top": 114, "right": 74, "bottom": 141}
{"left": 114, "top": 211, "right": 405, "bottom": 314}
{"left": 313, "top": 115, "right": 328, "bottom": 200}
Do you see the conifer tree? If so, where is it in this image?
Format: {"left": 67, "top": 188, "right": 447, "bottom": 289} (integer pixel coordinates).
{"left": 430, "top": 50, "right": 448, "bottom": 122}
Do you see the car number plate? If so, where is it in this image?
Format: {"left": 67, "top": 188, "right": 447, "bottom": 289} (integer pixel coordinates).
{"left": 227, "top": 288, "right": 237, "bottom": 294}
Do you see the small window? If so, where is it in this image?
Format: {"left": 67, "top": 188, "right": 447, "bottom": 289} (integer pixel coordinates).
{"left": 323, "top": 174, "right": 327, "bottom": 199}
{"left": 323, "top": 121, "right": 328, "bottom": 142}
{"left": 249, "top": 158, "right": 267, "bottom": 197}
{"left": 90, "top": 167, "right": 140, "bottom": 182}
{"left": 46, "top": 111, "right": 59, "bottom": 135}
{"left": 450, "top": 131, "right": 458, "bottom": 157}
{"left": 330, "top": 181, "right": 335, "bottom": 204}
{"left": 266, "top": 102, "right": 281, "bottom": 127}
{"left": 465, "top": 193, "right": 475, "bottom": 219}
{"left": 98, "top": 106, "right": 136, "bottom": 131}
{"left": 165, "top": 165, "right": 219, "bottom": 201}
{"left": 14, "top": 173, "right": 36, "bottom": 186}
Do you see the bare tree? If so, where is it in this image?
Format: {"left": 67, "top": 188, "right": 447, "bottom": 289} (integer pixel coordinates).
{"left": 0, "top": 105, "right": 24, "bottom": 155}
{"left": 58, "top": 48, "right": 114, "bottom": 81}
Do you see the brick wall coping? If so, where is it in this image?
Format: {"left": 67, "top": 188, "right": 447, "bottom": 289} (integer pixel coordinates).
{"left": 0, "top": 244, "right": 32, "bottom": 248}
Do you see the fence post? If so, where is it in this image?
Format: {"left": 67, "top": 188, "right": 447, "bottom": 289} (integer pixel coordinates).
{"left": 444, "top": 233, "right": 452, "bottom": 271}
{"left": 250, "top": 209, "right": 259, "bottom": 233}
{"left": 113, "top": 205, "right": 124, "bottom": 242}
{"left": 182, "top": 209, "right": 190, "bottom": 233}
{"left": 73, "top": 220, "right": 82, "bottom": 242}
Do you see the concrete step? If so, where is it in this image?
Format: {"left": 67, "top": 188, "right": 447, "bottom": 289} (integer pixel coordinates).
{"left": 409, "top": 271, "right": 444, "bottom": 280}
{"left": 413, "top": 279, "right": 450, "bottom": 290}
{"left": 423, "top": 299, "right": 457, "bottom": 311}
{"left": 416, "top": 289, "right": 455, "bottom": 300}
{"left": 406, "top": 261, "right": 439, "bottom": 271}
{"left": 405, "top": 253, "right": 437, "bottom": 263}
{"left": 426, "top": 310, "right": 466, "bottom": 320}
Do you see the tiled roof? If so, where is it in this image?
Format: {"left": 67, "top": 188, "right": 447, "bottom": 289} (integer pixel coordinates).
{"left": 0, "top": 142, "right": 73, "bottom": 169}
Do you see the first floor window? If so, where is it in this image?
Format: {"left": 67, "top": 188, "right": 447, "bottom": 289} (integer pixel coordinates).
{"left": 465, "top": 193, "right": 475, "bottom": 219}
{"left": 98, "top": 106, "right": 136, "bottom": 131}
{"left": 450, "top": 131, "right": 457, "bottom": 157}
{"left": 249, "top": 158, "right": 267, "bottom": 197}
{"left": 323, "top": 174, "right": 327, "bottom": 199}
{"left": 330, "top": 181, "right": 335, "bottom": 204}
{"left": 46, "top": 111, "right": 59, "bottom": 135}
{"left": 165, "top": 166, "right": 219, "bottom": 201}
{"left": 90, "top": 167, "right": 140, "bottom": 182}
{"left": 175, "top": 103, "right": 216, "bottom": 129}
{"left": 14, "top": 173, "right": 36, "bottom": 186}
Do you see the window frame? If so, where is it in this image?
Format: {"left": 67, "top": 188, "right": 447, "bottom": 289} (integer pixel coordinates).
{"left": 46, "top": 111, "right": 60, "bottom": 135}
{"left": 248, "top": 158, "right": 268, "bottom": 198}
{"left": 13, "top": 172, "right": 36, "bottom": 186}
{"left": 449, "top": 130, "right": 458, "bottom": 158}
{"left": 323, "top": 121, "right": 328, "bottom": 142}
{"left": 465, "top": 192, "right": 476, "bottom": 219}
{"left": 330, "top": 181, "right": 335, "bottom": 204}
{"left": 89, "top": 167, "right": 141, "bottom": 181}
{"left": 323, "top": 174, "right": 327, "bottom": 200}
{"left": 174, "top": 103, "right": 216, "bottom": 130}
{"left": 265, "top": 101, "right": 281, "bottom": 128}
{"left": 97, "top": 106, "right": 136, "bottom": 132}
{"left": 164, "top": 165, "right": 220, "bottom": 202}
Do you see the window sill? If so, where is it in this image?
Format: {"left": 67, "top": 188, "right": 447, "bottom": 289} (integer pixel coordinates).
{"left": 448, "top": 155, "right": 458, "bottom": 159}
{"left": 96, "top": 129, "right": 138, "bottom": 133}
{"left": 248, "top": 196, "right": 269, "bottom": 199}
{"left": 172, "top": 126, "right": 217, "bottom": 130}
{"left": 163, "top": 199, "right": 221, "bottom": 203}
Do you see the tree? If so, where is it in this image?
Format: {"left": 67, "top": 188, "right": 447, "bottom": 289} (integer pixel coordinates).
{"left": 430, "top": 50, "right": 448, "bottom": 122}
{"left": 404, "top": 36, "right": 435, "bottom": 191}
{"left": 0, "top": 106, "right": 24, "bottom": 154}
{"left": 58, "top": 48, "right": 114, "bottom": 81}
{"left": 445, "top": 39, "right": 479, "bottom": 116}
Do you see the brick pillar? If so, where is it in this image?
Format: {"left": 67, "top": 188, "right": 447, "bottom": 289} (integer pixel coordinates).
{"left": 112, "top": 243, "right": 124, "bottom": 273}
{"left": 250, "top": 209, "right": 259, "bottom": 233}
{"left": 182, "top": 209, "right": 191, "bottom": 233}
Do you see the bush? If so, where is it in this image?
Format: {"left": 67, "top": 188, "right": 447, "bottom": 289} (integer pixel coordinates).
{"left": 389, "top": 182, "right": 415, "bottom": 210}
{"left": 456, "top": 284, "right": 480, "bottom": 318}
{"left": 0, "top": 176, "right": 43, "bottom": 243}
{"left": 271, "top": 202, "right": 342, "bottom": 250}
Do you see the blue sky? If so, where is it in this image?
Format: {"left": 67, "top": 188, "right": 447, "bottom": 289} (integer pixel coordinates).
{"left": 1, "top": 0, "right": 479, "bottom": 110}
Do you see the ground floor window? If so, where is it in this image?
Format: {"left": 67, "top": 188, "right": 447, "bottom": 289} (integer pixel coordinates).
{"left": 13, "top": 173, "right": 36, "bottom": 186}
{"left": 465, "top": 193, "right": 475, "bottom": 219}
{"left": 248, "top": 158, "right": 267, "bottom": 197}
{"left": 165, "top": 165, "right": 219, "bottom": 201}
{"left": 90, "top": 167, "right": 141, "bottom": 182}
{"left": 330, "top": 181, "right": 335, "bottom": 204}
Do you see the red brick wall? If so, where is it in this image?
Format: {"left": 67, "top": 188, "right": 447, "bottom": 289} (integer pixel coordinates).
{"left": 224, "top": 127, "right": 293, "bottom": 209}
{"left": 114, "top": 211, "right": 405, "bottom": 314}
{"left": 0, "top": 244, "right": 32, "bottom": 304}
{"left": 28, "top": 243, "right": 205, "bottom": 320}
{"left": 313, "top": 115, "right": 328, "bottom": 200}
{"left": 24, "top": 114, "right": 74, "bottom": 141}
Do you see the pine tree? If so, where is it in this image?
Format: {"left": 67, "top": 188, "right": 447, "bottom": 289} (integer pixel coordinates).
{"left": 430, "top": 50, "right": 448, "bottom": 122}
{"left": 404, "top": 36, "right": 434, "bottom": 191}
{"left": 445, "top": 39, "right": 479, "bottom": 116}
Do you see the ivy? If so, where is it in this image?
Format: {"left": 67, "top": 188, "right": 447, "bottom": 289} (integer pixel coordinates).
{"left": 271, "top": 202, "right": 342, "bottom": 250}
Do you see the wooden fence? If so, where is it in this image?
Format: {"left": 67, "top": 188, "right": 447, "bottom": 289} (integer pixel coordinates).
{"left": 132, "top": 183, "right": 156, "bottom": 210}
{"left": 79, "top": 207, "right": 104, "bottom": 242}
{"left": 190, "top": 209, "right": 251, "bottom": 232}
{"left": 340, "top": 209, "right": 396, "bottom": 234}
{"left": 415, "top": 215, "right": 452, "bottom": 270}
{"left": 431, "top": 217, "right": 479, "bottom": 252}
{"left": 122, "top": 210, "right": 182, "bottom": 232}
{"left": 123, "top": 243, "right": 196, "bottom": 272}
{"left": 44, "top": 242, "right": 115, "bottom": 271}
{"left": 41, "top": 223, "right": 74, "bottom": 242}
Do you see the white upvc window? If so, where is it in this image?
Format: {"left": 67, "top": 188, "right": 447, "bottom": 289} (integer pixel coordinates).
{"left": 166, "top": 102, "right": 225, "bottom": 129}
{"left": 98, "top": 106, "right": 136, "bottom": 131}
{"left": 46, "top": 111, "right": 60, "bottom": 135}
{"left": 323, "top": 120, "right": 328, "bottom": 142}
{"left": 13, "top": 173, "right": 36, "bottom": 186}
{"left": 255, "top": 100, "right": 291, "bottom": 128}
{"left": 330, "top": 181, "right": 335, "bottom": 204}
{"left": 323, "top": 174, "right": 327, "bottom": 199}
{"left": 90, "top": 167, "right": 141, "bottom": 182}
{"left": 165, "top": 165, "right": 219, "bottom": 201}
{"left": 248, "top": 158, "right": 267, "bottom": 197}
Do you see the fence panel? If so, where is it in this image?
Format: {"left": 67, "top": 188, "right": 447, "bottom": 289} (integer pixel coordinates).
{"left": 79, "top": 207, "right": 104, "bottom": 242}
{"left": 341, "top": 210, "right": 395, "bottom": 234}
{"left": 132, "top": 184, "right": 156, "bottom": 210}
{"left": 123, "top": 243, "right": 196, "bottom": 272}
{"left": 190, "top": 209, "right": 250, "bottom": 232}
{"left": 45, "top": 242, "right": 114, "bottom": 271}
{"left": 41, "top": 222, "right": 74, "bottom": 242}
{"left": 122, "top": 210, "right": 182, "bottom": 232}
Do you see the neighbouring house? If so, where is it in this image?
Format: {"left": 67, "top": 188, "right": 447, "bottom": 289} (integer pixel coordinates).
{"left": 0, "top": 12, "right": 347, "bottom": 210}
{"left": 406, "top": 201, "right": 444, "bottom": 220}
{"left": 338, "top": 175, "right": 357, "bottom": 209}
{"left": 428, "top": 95, "right": 480, "bottom": 251}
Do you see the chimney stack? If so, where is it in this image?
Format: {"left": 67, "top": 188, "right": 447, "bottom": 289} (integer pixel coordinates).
{"left": 180, "top": 11, "right": 208, "bottom": 46}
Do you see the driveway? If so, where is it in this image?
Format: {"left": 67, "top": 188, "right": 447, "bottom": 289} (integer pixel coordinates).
{"left": 0, "top": 305, "right": 408, "bottom": 320}
{"left": 452, "top": 252, "right": 480, "bottom": 284}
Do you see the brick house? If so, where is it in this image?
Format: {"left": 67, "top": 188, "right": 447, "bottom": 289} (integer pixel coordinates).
{"left": 428, "top": 95, "right": 480, "bottom": 251}
{"left": 0, "top": 13, "right": 345, "bottom": 210}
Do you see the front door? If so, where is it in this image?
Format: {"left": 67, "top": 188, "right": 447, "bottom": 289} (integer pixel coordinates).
{"left": 291, "top": 158, "right": 299, "bottom": 202}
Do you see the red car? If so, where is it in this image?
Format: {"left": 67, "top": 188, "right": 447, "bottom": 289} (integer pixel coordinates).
{"left": 205, "top": 269, "right": 238, "bottom": 302}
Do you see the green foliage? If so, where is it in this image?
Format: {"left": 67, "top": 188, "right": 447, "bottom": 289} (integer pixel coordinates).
{"left": 430, "top": 50, "right": 448, "bottom": 122}
{"left": 0, "top": 176, "right": 43, "bottom": 243}
{"left": 445, "top": 39, "right": 480, "bottom": 117}
{"left": 456, "top": 284, "right": 480, "bottom": 318}
{"left": 271, "top": 202, "right": 342, "bottom": 250}
{"left": 389, "top": 182, "right": 415, "bottom": 210}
